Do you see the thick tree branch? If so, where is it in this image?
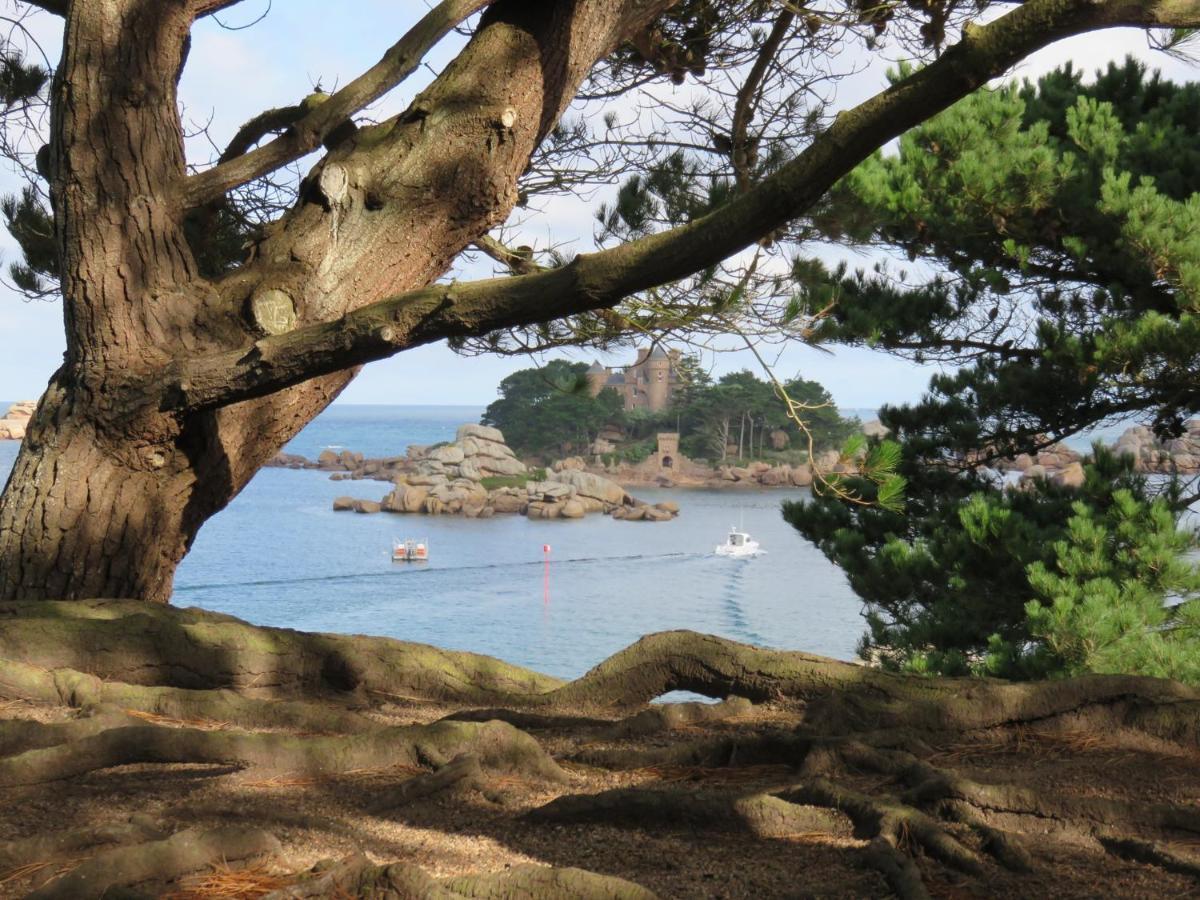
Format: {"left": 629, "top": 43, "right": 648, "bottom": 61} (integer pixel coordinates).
{"left": 472, "top": 235, "right": 545, "bottom": 274}
{"left": 729, "top": 6, "right": 794, "bottom": 192}
{"left": 180, "top": 0, "right": 496, "bottom": 207}
{"left": 20, "top": 0, "right": 243, "bottom": 17}
{"left": 16, "top": 1, "right": 66, "bottom": 15}
{"left": 162, "top": 0, "right": 1200, "bottom": 413}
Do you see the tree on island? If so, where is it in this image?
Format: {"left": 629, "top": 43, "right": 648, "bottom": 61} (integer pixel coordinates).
{"left": 669, "top": 368, "right": 857, "bottom": 461}
{"left": 481, "top": 360, "right": 623, "bottom": 456}
{"left": 481, "top": 356, "right": 855, "bottom": 462}
{"left": 1, "top": 0, "right": 1198, "bottom": 603}
{"left": 786, "top": 60, "right": 1200, "bottom": 682}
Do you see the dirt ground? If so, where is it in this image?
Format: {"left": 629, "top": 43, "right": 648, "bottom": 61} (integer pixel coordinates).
{"left": 0, "top": 602, "right": 1198, "bottom": 898}
{"left": 1, "top": 695, "right": 1198, "bottom": 898}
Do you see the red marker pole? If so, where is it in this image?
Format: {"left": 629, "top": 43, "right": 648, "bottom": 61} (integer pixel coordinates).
{"left": 543, "top": 544, "right": 551, "bottom": 603}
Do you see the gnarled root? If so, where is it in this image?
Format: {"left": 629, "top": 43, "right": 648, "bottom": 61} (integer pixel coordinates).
{"left": 0, "top": 600, "right": 560, "bottom": 703}
{"left": 0, "top": 718, "right": 566, "bottom": 786}
{"left": 529, "top": 786, "right": 849, "bottom": 838}
{"left": 27, "top": 826, "right": 281, "bottom": 900}
{"left": 269, "top": 853, "right": 659, "bottom": 900}
{"left": 2, "top": 603, "right": 1198, "bottom": 898}
{"left": 366, "top": 752, "right": 485, "bottom": 813}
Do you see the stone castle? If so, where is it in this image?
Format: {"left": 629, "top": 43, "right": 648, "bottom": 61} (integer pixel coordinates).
{"left": 586, "top": 346, "right": 682, "bottom": 412}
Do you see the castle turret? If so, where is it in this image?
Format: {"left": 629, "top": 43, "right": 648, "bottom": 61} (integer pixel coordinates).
{"left": 644, "top": 346, "right": 672, "bottom": 412}
{"left": 585, "top": 360, "right": 608, "bottom": 397}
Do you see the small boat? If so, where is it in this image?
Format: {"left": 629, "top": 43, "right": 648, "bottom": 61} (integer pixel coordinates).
{"left": 393, "top": 538, "right": 429, "bottom": 562}
{"left": 715, "top": 527, "right": 764, "bottom": 558}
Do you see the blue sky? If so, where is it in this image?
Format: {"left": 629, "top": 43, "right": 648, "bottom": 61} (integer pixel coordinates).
{"left": 0, "top": 4, "right": 1191, "bottom": 409}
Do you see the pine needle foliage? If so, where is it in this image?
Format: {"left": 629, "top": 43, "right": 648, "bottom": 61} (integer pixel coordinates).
{"left": 790, "top": 60, "right": 1200, "bottom": 683}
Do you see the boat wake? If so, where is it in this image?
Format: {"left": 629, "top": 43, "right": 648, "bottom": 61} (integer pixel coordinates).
{"left": 174, "top": 551, "right": 702, "bottom": 594}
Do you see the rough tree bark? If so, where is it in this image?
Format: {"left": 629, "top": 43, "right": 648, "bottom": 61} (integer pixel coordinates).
{"left": 1, "top": 0, "right": 1199, "bottom": 603}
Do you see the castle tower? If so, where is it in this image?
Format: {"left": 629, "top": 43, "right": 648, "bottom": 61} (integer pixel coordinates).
{"left": 585, "top": 360, "right": 608, "bottom": 398}
{"left": 643, "top": 346, "right": 673, "bottom": 412}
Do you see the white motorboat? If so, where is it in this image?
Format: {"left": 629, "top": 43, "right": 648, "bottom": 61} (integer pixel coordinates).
{"left": 715, "top": 527, "right": 764, "bottom": 558}
{"left": 393, "top": 538, "right": 429, "bottom": 562}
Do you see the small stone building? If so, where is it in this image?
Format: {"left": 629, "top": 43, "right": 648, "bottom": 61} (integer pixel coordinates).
{"left": 657, "top": 432, "right": 679, "bottom": 469}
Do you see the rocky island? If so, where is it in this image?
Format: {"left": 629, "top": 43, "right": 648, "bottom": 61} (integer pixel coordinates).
{"left": 288, "top": 424, "right": 679, "bottom": 522}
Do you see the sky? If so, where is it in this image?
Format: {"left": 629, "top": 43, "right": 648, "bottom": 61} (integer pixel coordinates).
{"left": 0, "top": 3, "right": 1194, "bottom": 410}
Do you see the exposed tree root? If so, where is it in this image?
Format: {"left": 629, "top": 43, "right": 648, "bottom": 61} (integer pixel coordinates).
{"left": 1, "top": 603, "right": 1197, "bottom": 898}
{"left": 529, "top": 786, "right": 849, "bottom": 838}
{"left": 0, "top": 814, "right": 164, "bottom": 869}
{"left": 787, "top": 777, "right": 985, "bottom": 875}
{"left": 0, "top": 718, "right": 566, "bottom": 786}
{"left": 861, "top": 836, "right": 931, "bottom": 900}
{"left": 539, "top": 631, "right": 1200, "bottom": 733}
{"left": 0, "top": 658, "right": 375, "bottom": 733}
{"left": 903, "top": 762, "right": 1200, "bottom": 838}
{"left": 268, "top": 852, "right": 659, "bottom": 899}
{"left": 446, "top": 696, "right": 754, "bottom": 740}
{"left": 366, "top": 752, "right": 485, "bottom": 813}
{"left": 0, "top": 601, "right": 561, "bottom": 702}
{"left": 0, "top": 706, "right": 140, "bottom": 757}
{"left": 27, "top": 826, "right": 280, "bottom": 900}
{"left": 440, "top": 863, "right": 659, "bottom": 899}
{"left": 1099, "top": 836, "right": 1200, "bottom": 879}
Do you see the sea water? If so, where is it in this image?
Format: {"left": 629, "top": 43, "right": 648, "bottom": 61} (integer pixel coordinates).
{"left": 0, "top": 404, "right": 867, "bottom": 679}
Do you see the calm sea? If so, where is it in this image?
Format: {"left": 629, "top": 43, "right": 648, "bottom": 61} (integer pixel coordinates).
{"left": 0, "top": 404, "right": 867, "bottom": 679}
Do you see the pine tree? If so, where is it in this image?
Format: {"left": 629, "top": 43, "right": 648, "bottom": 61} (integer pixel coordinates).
{"left": 788, "top": 60, "right": 1200, "bottom": 682}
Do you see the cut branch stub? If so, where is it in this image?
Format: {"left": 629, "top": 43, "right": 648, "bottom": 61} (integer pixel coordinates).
{"left": 248, "top": 289, "right": 299, "bottom": 336}
{"left": 317, "top": 163, "right": 350, "bottom": 208}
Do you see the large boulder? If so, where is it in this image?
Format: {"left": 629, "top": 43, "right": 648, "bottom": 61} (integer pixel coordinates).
{"left": 457, "top": 423, "right": 506, "bottom": 444}
{"left": 759, "top": 465, "right": 790, "bottom": 486}
{"left": 457, "top": 458, "right": 483, "bottom": 482}
{"left": 1052, "top": 461, "right": 1086, "bottom": 489}
{"left": 352, "top": 499, "right": 382, "bottom": 514}
{"left": 462, "top": 436, "right": 518, "bottom": 460}
{"left": 790, "top": 466, "right": 813, "bottom": 487}
{"left": 0, "top": 419, "right": 26, "bottom": 441}
{"left": 317, "top": 449, "right": 340, "bottom": 469}
{"left": 550, "top": 469, "right": 627, "bottom": 506}
{"left": 552, "top": 456, "right": 587, "bottom": 473}
{"left": 428, "top": 444, "right": 466, "bottom": 465}
{"left": 382, "top": 484, "right": 429, "bottom": 513}
{"left": 408, "top": 472, "right": 449, "bottom": 487}
{"left": 560, "top": 499, "right": 586, "bottom": 519}
{"left": 489, "top": 492, "right": 527, "bottom": 514}
{"left": 527, "top": 481, "right": 573, "bottom": 501}
{"left": 862, "top": 419, "right": 890, "bottom": 439}
{"left": 526, "top": 500, "right": 562, "bottom": 519}
{"left": 3, "top": 401, "right": 35, "bottom": 420}
{"left": 769, "top": 429, "right": 790, "bottom": 450}
{"left": 476, "top": 455, "right": 527, "bottom": 477}
{"left": 332, "top": 496, "right": 356, "bottom": 511}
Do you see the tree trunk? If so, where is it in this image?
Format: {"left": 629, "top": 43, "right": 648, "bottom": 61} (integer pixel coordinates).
{"left": 0, "top": 0, "right": 670, "bottom": 603}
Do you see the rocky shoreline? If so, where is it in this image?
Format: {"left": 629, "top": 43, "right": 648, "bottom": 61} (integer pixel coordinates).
{"left": 0, "top": 401, "right": 34, "bottom": 441}
{"left": 265, "top": 417, "right": 1200, "bottom": 518}
{"left": 297, "top": 424, "right": 679, "bottom": 522}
